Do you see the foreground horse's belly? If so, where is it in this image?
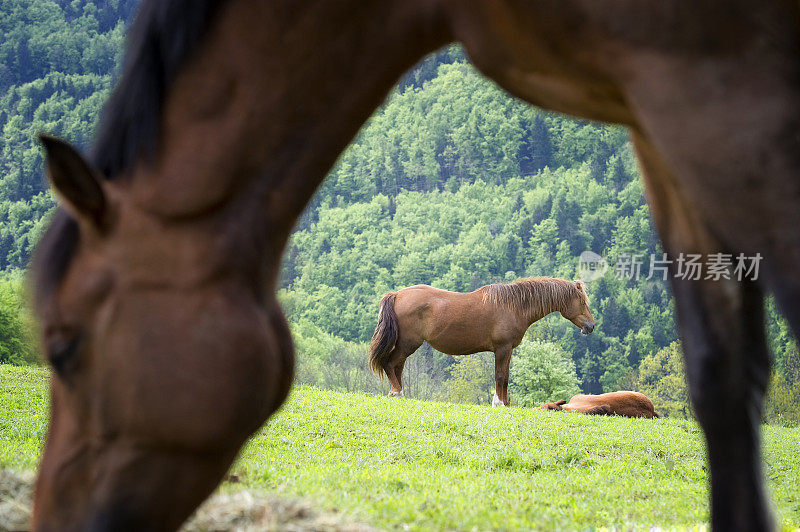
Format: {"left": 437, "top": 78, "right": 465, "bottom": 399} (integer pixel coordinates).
{"left": 500, "top": 69, "right": 633, "bottom": 125}
{"left": 450, "top": 0, "right": 634, "bottom": 124}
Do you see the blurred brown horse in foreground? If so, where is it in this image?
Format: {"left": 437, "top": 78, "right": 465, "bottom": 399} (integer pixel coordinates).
{"left": 368, "top": 277, "right": 594, "bottom": 406}
{"left": 32, "top": 0, "right": 800, "bottom": 530}
{"left": 538, "top": 391, "right": 659, "bottom": 419}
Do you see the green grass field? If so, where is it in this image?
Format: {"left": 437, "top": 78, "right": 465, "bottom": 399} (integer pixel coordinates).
{"left": 2, "top": 364, "right": 799, "bottom": 530}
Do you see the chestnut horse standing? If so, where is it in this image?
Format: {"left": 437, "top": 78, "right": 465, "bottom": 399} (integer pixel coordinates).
{"left": 368, "top": 277, "right": 594, "bottom": 405}
{"left": 31, "top": 0, "right": 800, "bottom": 530}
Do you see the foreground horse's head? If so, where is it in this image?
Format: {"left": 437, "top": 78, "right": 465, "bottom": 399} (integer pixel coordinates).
{"left": 28, "top": 0, "right": 454, "bottom": 526}
{"left": 561, "top": 280, "right": 595, "bottom": 335}
{"left": 31, "top": 137, "right": 293, "bottom": 529}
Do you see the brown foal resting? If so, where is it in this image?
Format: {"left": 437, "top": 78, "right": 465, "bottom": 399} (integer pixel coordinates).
{"left": 538, "top": 391, "right": 660, "bottom": 419}
{"left": 31, "top": 0, "right": 800, "bottom": 530}
{"left": 368, "top": 277, "right": 594, "bottom": 406}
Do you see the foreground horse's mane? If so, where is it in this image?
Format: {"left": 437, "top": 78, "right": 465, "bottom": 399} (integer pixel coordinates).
{"left": 32, "top": 0, "right": 228, "bottom": 307}
{"left": 92, "top": 0, "right": 227, "bottom": 179}
{"left": 481, "top": 277, "right": 587, "bottom": 314}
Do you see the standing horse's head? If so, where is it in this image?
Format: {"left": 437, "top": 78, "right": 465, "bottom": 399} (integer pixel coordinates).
{"left": 30, "top": 137, "right": 293, "bottom": 530}
{"left": 560, "top": 280, "right": 595, "bottom": 335}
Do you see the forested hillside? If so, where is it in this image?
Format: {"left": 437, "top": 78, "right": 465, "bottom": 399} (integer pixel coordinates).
{"left": 0, "top": 1, "right": 797, "bottom": 420}
{"left": 0, "top": 0, "right": 135, "bottom": 266}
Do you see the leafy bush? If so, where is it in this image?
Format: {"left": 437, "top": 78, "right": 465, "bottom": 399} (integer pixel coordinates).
{"left": 441, "top": 353, "right": 494, "bottom": 405}
{"left": 0, "top": 273, "right": 38, "bottom": 365}
{"left": 509, "top": 339, "right": 580, "bottom": 407}
{"left": 290, "top": 319, "right": 379, "bottom": 395}
{"left": 765, "top": 345, "right": 800, "bottom": 426}
{"left": 635, "top": 341, "right": 691, "bottom": 418}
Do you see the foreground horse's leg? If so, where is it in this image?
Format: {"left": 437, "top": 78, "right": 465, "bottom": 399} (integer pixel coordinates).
{"left": 492, "top": 347, "right": 512, "bottom": 407}
{"left": 635, "top": 136, "right": 772, "bottom": 531}
{"left": 673, "top": 277, "right": 771, "bottom": 531}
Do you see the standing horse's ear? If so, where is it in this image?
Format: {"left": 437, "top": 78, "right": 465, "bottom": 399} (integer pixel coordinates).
{"left": 39, "top": 134, "right": 106, "bottom": 227}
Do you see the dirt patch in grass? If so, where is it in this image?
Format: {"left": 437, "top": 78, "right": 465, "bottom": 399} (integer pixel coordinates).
{"left": 0, "top": 469, "right": 377, "bottom": 531}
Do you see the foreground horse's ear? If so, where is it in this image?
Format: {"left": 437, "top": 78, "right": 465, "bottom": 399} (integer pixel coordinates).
{"left": 39, "top": 134, "right": 106, "bottom": 227}
{"left": 556, "top": 399, "right": 567, "bottom": 406}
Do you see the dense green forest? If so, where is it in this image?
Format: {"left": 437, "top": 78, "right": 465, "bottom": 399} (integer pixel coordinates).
{"left": 0, "top": 1, "right": 797, "bottom": 422}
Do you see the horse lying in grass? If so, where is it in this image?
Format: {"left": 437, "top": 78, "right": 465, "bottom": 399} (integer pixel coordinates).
{"left": 538, "top": 391, "right": 659, "bottom": 419}
{"left": 368, "top": 277, "right": 594, "bottom": 406}
{"left": 31, "top": 0, "right": 800, "bottom": 529}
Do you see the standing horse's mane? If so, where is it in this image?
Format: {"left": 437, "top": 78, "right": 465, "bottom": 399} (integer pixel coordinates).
{"left": 32, "top": 0, "right": 228, "bottom": 308}
{"left": 481, "top": 277, "right": 588, "bottom": 314}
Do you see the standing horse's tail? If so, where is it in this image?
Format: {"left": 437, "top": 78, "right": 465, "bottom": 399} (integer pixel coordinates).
{"left": 368, "top": 292, "right": 398, "bottom": 379}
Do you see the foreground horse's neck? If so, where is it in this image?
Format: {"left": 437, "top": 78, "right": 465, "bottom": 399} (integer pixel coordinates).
{"left": 120, "top": 0, "right": 451, "bottom": 290}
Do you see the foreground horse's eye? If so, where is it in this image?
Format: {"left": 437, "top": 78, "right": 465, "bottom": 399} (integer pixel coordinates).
{"left": 47, "top": 334, "right": 82, "bottom": 378}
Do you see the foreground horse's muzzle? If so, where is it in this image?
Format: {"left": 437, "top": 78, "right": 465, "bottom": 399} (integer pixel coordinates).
{"left": 581, "top": 322, "right": 595, "bottom": 335}
{"left": 33, "top": 443, "right": 239, "bottom": 532}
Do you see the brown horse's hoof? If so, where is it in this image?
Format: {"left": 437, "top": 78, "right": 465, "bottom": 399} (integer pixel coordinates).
{"left": 492, "top": 393, "right": 507, "bottom": 407}
{"left": 387, "top": 391, "right": 404, "bottom": 398}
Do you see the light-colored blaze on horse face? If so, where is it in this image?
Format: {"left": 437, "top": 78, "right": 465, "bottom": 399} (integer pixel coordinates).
{"left": 559, "top": 281, "right": 595, "bottom": 335}
{"left": 33, "top": 138, "right": 291, "bottom": 530}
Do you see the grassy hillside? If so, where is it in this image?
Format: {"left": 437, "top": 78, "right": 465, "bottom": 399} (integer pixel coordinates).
{"left": 2, "top": 364, "right": 799, "bottom": 530}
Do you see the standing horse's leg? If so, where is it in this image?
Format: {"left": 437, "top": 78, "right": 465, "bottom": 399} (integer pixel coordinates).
{"left": 492, "top": 347, "right": 512, "bottom": 407}
{"left": 382, "top": 349, "right": 404, "bottom": 398}
{"left": 384, "top": 341, "right": 421, "bottom": 398}
{"left": 393, "top": 357, "right": 408, "bottom": 397}
{"left": 634, "top": 135, "right": 773, "bottom": 531}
